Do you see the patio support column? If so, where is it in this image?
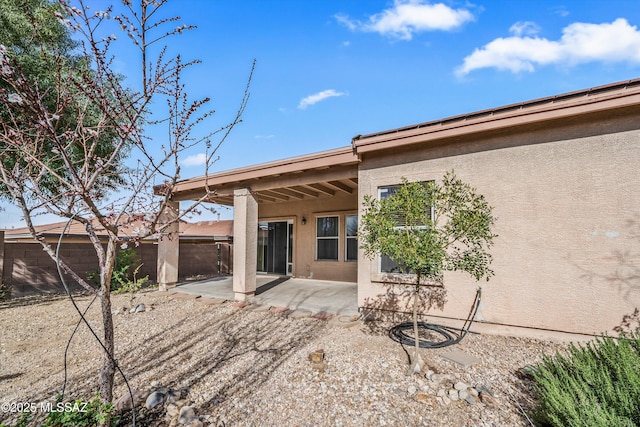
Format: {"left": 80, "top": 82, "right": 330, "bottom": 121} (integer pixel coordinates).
{"left": 233, "top": 188, "right": 258, "bottom": 301}
{"left": 157, "top": 200, "right": 180, "bottom": 291}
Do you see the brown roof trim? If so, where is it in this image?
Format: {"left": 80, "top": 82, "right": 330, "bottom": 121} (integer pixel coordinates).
{"left": 352, "top": 78, "right": 640, "bottom": 153}
{"left": 171, "top": 146, "right": 359, "bottom": 195}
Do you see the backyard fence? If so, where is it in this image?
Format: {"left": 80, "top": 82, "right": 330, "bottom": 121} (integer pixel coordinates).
{"left": 0, "top": 231, "right": 232, "bottom": 297}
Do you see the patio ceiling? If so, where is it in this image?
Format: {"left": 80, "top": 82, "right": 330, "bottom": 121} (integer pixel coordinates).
{"left": 169, "top": 147, "right": 359, "bottom": 206}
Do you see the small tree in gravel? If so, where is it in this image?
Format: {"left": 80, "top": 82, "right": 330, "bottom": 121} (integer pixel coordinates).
{"left": 0, "top": 0, "right": 253, "bottom": 420}
{"left": 359, "top": 171, "right": 497, "bottom": 372}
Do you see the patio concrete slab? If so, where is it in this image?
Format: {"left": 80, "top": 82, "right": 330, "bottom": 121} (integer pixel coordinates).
{"left": 175, "top": 275, "right": 358, "bottom": 316}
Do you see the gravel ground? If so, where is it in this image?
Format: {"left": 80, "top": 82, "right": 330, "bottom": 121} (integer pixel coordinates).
{"left": 0, "top": 291, "right": 566, "bottom": 426}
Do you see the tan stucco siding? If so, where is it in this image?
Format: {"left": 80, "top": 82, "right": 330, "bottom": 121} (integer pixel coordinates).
{"left": 259, "top": 193, "right": 358, "bottom": 282}
{"left": 357, "top": 113, "right": 640, "bottom": 336}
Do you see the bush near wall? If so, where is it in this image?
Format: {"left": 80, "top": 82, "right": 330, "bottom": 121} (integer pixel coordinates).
{"left": 531, "top": 333, "right": 640, "bottom": 426}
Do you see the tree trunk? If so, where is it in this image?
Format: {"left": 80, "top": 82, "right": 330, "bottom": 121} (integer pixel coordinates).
{"left": 99, "top": 239, "right": 117, "bottom": 413}
{"left": 411, "top": 275, "right": 423, "bottom": 373}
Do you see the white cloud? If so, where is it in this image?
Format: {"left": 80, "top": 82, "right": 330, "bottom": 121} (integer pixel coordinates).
{"left": 298, "top": 89, "right": 346, "bottom": 110}
{"left": 255, "top": 134, "right": 275, "bottom": 139}
{"left": 181, "top": 153, "right": 207, "bottom": 167}
{"left": 509, "top": 21, "right": 540, "bottom": 37}
{"left": 336, "top": 0, "right": 474, "bottom": 40}
{"left": 457, "top": 18, "right": 640, "bottom": 76}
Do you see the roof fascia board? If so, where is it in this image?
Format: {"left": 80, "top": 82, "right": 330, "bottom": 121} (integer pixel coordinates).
{"left": 173, "top": 147, "right": 358, "bottom": 195}
{"left": 354, "top": 86, "right": 640, "bottom": 154}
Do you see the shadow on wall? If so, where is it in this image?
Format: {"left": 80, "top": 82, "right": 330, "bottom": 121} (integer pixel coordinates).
{"left": 360, "top": 278, "right": 448, "bottom": 333}
{"left": 573, "top": 218, "right": 640, "bottom": 334}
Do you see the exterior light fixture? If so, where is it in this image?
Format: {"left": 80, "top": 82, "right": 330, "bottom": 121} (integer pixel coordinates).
{"left": 302, "top": 216, "right": 307, "bottom": 225}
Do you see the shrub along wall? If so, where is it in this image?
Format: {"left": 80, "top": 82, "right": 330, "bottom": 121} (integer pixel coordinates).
{"left": 0, "top": 234, "right": 232, "bottom": 296}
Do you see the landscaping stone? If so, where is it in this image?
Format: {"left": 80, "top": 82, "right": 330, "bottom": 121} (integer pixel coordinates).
{"left": 479, "top": 391, "right": 497, "bottom": 408}
{"left": 178, "top": 406, "right": 196, "bottom": 424}
{"left": 135, "top": 303, "right": 146, "bottom": 313}
{"left": 114, "top": 389, "right": 145, "bottom": 411}
{"left": 454, "top": 381, "right": 468, "bottom": 391}
{"left": 308, "top": 349, "right": 324, "bottom": 364}
{"left": 440, "top": 349, "right": 481, "bottom": 368}
{"left": 448, "top": 389, "right": 459, "bottom": 401}
{"left": 166, "top": 403, "right": 180, "bottom": 417}
{"left": 269, "top": 306, "right": 290, "bottom": 314}
{"left": 145, "top": 391, "right": 165, "bottom": 409}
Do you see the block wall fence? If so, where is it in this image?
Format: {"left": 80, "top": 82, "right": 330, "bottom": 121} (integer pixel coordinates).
{"left": 0, "top": 231, "right": 232, "bottom": 296}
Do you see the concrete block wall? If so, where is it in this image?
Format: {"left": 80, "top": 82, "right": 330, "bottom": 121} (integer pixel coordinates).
{"left": 1, "top": 238, "right": 232, "bottom": 296}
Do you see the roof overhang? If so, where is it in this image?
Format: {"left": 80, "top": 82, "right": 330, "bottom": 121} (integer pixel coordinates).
{"left": 169, "top": 146, "right": 360, "bottom": 204}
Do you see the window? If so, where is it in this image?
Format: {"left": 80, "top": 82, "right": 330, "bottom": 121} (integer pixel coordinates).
{"left": 345, "top": 215, "right": 358, "bottom": 261}
{"left": 316, "top": 216, "right": 339, "bottom": 260}
{"left": 378, "top": 183, "right": 433, "bottom": 273}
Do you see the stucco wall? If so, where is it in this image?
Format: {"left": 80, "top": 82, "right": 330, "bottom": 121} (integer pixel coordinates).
{"left": 357, "top": 111, "right": 640, "bottom": 337}
{"left": 258, "top": 192, "right": 358, "bottom": 282}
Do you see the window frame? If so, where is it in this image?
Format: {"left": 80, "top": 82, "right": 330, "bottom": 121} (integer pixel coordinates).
{"left": 344, "top": 214, "right": 358, "bottom": 262}
{"left": 377, "top": 182, "right": 434, "bottom": 274}
{"left": 315, "top": 215, "right": 340, "bottom": 261}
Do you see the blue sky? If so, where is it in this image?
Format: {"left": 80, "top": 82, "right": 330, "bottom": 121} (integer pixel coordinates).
{"left": 2, "top": 0, "right": 640, "bottom": 228}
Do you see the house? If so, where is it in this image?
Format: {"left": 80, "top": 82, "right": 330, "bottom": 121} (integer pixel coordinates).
{"left": 1, "top": 219, "right": 233, "bottom": 296}
{"left": 158, "top": 78, "right": 640, "bottom": 338}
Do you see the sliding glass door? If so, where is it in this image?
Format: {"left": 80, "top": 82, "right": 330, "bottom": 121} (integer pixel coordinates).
{"left": 257, "top": 220, "right": 293, "bottom": 275}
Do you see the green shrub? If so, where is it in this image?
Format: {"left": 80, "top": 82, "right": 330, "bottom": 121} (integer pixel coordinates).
{"left": 43, "top": 395, "right": 116, "bottom": 427}
{"left": 0, "top": 281, "right": 11, "bottom": 299}
{"left": 88, "top": 247, "right": 143, "bottom": 291}
{"left": 531, "top": 332, "right": 640, "bottom": 426}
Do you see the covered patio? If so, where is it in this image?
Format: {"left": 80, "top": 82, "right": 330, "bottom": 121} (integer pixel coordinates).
{"left": 173, "top": 275, "right": 358, "bottom": 316}
{"left": 156, "top": 146, "right": 360, "bottom": 303}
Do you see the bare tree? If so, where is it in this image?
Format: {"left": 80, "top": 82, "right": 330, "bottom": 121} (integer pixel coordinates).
{"left": 0, "top": 0, "right": 253, "bottom": 413}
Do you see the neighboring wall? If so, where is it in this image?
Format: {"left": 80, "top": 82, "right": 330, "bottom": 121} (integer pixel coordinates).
{"left": 1, "top": 239, "right": 232, "bottom": 296}
{"left": 357, "top": 109, "right": 640, "bottom": 337}
{"left": 259, "top": 192, "right": 358, "bottom": 282}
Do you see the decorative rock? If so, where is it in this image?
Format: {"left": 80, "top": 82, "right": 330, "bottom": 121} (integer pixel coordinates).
{"left": 436, "top": 389, "right": 446, "bottom": 398}
{"left": 166, "top": 403, "right": 180, "bottom": 417}
{"left": 135, "top": 303, "right": 146, "bottom": 313}
{"left": 166, "top": 389, "right": 181, "bottom": 403}
{"left": 114, "top": 389, "right": 145, "bottom": 411}
{"left": 469, "top": 387, "right": 479, "bottom": 397}
{"left": 448, "top": 389, "right": 459, "bottom": 401}
{"left": 463, "top": 394, "right": 477, "bottom": 405}
{"left": 269, "top": 306, "right": 290, "bottom": 314}
{"left": 308, "top": 349, "right": 325, "bottom": 364}
{"left": 145, "top": 391, "right": 165, "bottom": 409}
{"left": 178, "top": 406, "right": 196, "bottom": 424}
{"left": 441, "top": 395, "right": 451, "bottom": 405}
{"left": 407, "top": 385, "right": 417, "bottom": 395}
{"left": 454, "top": 381, "right": 468, "bottom": 391}
{"left": 150, "top": 380, "right": 159, "bottom": 388}
{"left": 430, "top": 374, "right": 441, "bottom": 383}
{"left": 479, "top": 391, "right": 497, "bottom": 408}
{"left": 425, "top": 369, "right": 435, "bottom": 380}
{"left": 186, "top": 420, "right": 203, "bottom": 427}
{"left": 458, "top": 389, "right": 469, "bottom": 400}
